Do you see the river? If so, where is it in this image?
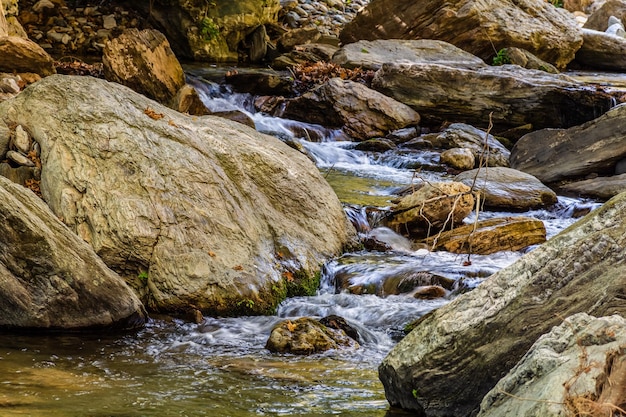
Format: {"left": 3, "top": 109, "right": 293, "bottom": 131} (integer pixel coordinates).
{"left": 0, "top": 68, "right": 602, "bottom": 416}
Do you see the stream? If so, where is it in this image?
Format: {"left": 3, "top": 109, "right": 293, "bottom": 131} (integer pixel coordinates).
{"left": 0, "top": 67, "right": 603, "bottom": 416}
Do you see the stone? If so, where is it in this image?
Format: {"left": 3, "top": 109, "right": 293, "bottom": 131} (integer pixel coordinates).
{"left": 371, "top": 63, "right": 615, "bottom": 131}
{"left": 281, "top": 78, "right": 420, "bottom": 141}
{"left": 0, "top": 36, "right": 55, "bottom": 76}
{"left": 0, "top": 176, "right": 147, "bottom": 330}
{"left": 354, "top": 138, "right": 395, "bottom": 152}
{"left": 559, "top": 174, "right": 626, "bottom": 200}
{"left": 0, "top": 76, "right": 19, "bottom": 94}
{"left": 454, "top": 167, "right": 558, "bottom": 210}
{"left": 0, "top": 162, "right": 37, "bottom": 186}
{"left": 103, "top": 29, "right": 185, "bottom": 104}
{"left": 246, "top": 24, "right": 267, "bottom": 63}
{"left": 478, "top": 313, "right": 626, "bottom": 417}
{"left": 584, "top": 0, "right": 626, "bottom": 31}
{"left": 340, "top": 0, "right": 582, "bottom": 69}
{"left": 510, "top": 103, "right": 626, "bottom": 183}
{"left": 440, "top": 148, "right": 475, "bottom": 171}
{"left": 0, "top": 2, "right": 7, "bottom": 37}
{"left": 265, "top": 317, "right": 358, "bottom": 354}
{"left": 575, "top": 28, "right": 626, "bottom": 71}
{"left": 224, "top": 68, "right": 295, "bottom": 96}
{"left": 0, "top": 75, "right": 354, "bottom": 316}
{"left": 500, "top": 47, "right": 559, "bottom": 73}
{"left": 378, "top": 191, "right": 626, "bottom": 416}
{"left": 387, "top": 182, "right": 474, "bottom": 238}
{"left": 12, "top": 124, "right": 30, "bottom": 154}
{"left": 424, "top": 123, "right": 510, "bottom": 167}
{"left": 170, "top": 84, "right": 210, "bottom": 116}
{"left": 332, "top": 39, "right": 487, "bottom": 71}
{"left": 6, "top": 150, "right": 34, "bottom": 167}
{"left": 278, "top": 26, "right": 322, "bottom": 50}
{"left": 424, "top": 216, "right": 547, "bottom": 255}
{"left": 0, "top": 120, "right": 9, "bottom": 155}
{"left": 102, "top": 14, "right": 116, "bottom": 30}
{"left": 32, "top": 0, "right": 55, "bottom": 13}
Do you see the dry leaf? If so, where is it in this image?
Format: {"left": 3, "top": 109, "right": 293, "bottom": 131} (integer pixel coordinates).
{"left": 286, "top": 320, "right": 296, "bottom": 332}
{"left": 208, "top": 251, "right": 216, "bottom": 257}
{"left": 233, "top": 265, "right": 243, "bottom": 271}
{"left": 144, "top": 107, "right": 164, "bottom": 120}
{"left": 168, "top": 119, "right": 178, "bottom": 127}
{"left": 283, "top": 271, "right": 294, "bottom": 282}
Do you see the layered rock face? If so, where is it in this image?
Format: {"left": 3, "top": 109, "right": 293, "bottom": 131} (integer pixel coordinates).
{"left": 0, "top": 176, "right": 146, "bottom": 330}
{"left": 379, "top": 191, "right": 626, "bottom": 416}
{"left": 340, "top": 0, "right": 582, "bottom": 69}
{"left": 0, "top": 74, "right": 354, "bottom": 316}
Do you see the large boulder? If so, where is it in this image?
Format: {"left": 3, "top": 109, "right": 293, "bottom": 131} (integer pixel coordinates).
{"left": 583, "top": 0, "right": 626, "bottom": 31}
{"left": 281, "top": 78, "right": 420, "bottom": 141}
{"left": 0, "top": 36, "right": 55, "bottom": 76}
{"left": 454, "top": 167, "right": 558, "bottom": 210}
{"left": 510, "top": 103, "right": 626, "bottom": 183}
{"left": 103, "top": 29, "right": 185, "bottom": 105}
{"left": 340, "top": 0, "right": 582, "bottom": 69}
{"left": 0, "top": 1, "right": 7, "bottom": 36}
{"left": 371, "top": 62, "right": 614, "bottom": 132}
{"left": 265, "top": 317, "right": 358, "bottom": 354}
{"left": 574, "top": 28, "right": 626, "bottom": 71}
{"left": 0, "top": 75, "right": 354, "bottom": 317}
{"left": 0, "top": 176, "right": 146, "bottom": 330}
{"left": 128, "top": 0, "right": 281, "bottom": 62}
{"left": 478, "top": 313, "right": 626, "bottom": 417}
{"left": 331, "top": 39, "right": 487, "bottom": 71}
{"left": 422, "top": 123, "right": 510, "bottom": 168}
{"left": 379, "top": 191, "right": 626, "bottom": 416}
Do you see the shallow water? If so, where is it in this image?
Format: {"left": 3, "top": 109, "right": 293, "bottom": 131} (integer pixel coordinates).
{"left": 0, "top": 68, "right": 604, "bottom": 416}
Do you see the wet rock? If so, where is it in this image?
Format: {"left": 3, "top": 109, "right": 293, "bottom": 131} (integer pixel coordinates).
{"left": 319, "top": 315, "right": 360, "bottom": 343}
{"left": 380, "top": 271, "right": 455, "bottom": 296}
{"left": 575, "top": 28, "right": 626, "bottom": 71}
{"left": 171, "top": 84, "right": 210, "bottom": 116}
{"left": 424, "top": 216, "right": 547, "bottom": 255}
{"left": 413, "top": 286, "right": 448, "bottom": 300}
{"left": 0, "top": 176, "right": 147, "bottom": 330}
{"left": 103, "top": 29, "right": 185, "bottom": 104}
{"left": 440, "top": 148, "right": 475, "bottom": 171}
{"left": 510, "top": 103, "right": 626, "bottom": 183}
{"left": 424, "top": 123, "right": 510, "bottom": 168}
{"left": 332, "top": 39, "right": 487, "bottom": 71}
{"left": 354, "top": 138, "right": 395, "bottom": 152}
{"left": 372, "top": 62, "right": 614, "bottom": 131}
{"left": 0, "top": 36, "right": 55, "bottom": 76}
{"left": 0, "top": 75, "right": 353, "bottom": 316}
{"left": 379, "top": 191, "right": 626, "bottom": 416}
{"left": 559, "top": 174, "right": 626, "bottom": 200}
{"left": 282, "top": 77, "right": 420, "bottom": 140}
{"left": 478, "top": 313, "right": 626, "bottom": 417}
{"left": 225, "top": 69, "right": 295, "bottom": 96}
{"left": 454, "top": 167, "right": 558, "bottom": 210}
{"left": 266, "top": 317, "right": 358, "bottom": 354}
{"left": 340, "top": 0, "right": 581, "bottom": 69}
{"left": 387, "top": 182, "right": 474, "bottom": 238}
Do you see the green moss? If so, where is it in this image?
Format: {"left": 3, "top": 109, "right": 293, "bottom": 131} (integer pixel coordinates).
{"left": 287, "top": 270, "right": 321, "bottom": 297}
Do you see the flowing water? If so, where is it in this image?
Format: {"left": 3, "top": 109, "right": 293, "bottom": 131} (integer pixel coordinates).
{"left": 0, "top": 68, "right": 602, "bottom": 416}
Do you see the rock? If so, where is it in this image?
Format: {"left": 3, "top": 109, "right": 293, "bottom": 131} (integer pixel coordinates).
{"left": 0, "top": 162, "right": 37, "bottom": 186}
{"left": 32, "top": 0, "right": 55, "bottom": 14}
{"left": 424, "top": 123, "right": 510, "bottom": 167}
{"left": 246, "top": 24, "right": 267, "bottom": 63}
{"left": 0, "top": 176, "right": 146, "bottom": 330}
{"left": 510, "top": 103, "right": 626, "bottom": 183}
{"left": 0, "top": 3, "right": 7, "bottom": 37}
{"left": 102, "top": 14, "right": 116, "bottom": 30}
{"left": 454, "top": 167, "right": 558, "bottom": 210}
{"left": 606, "top": 15, "right": 626, "bottom": 36}
{"left": 413, "top": 286, "right": 448, "bottom": 300}
{"left": 371, "top": 62, "right": 615, "bottom": 131}
{"left": 224, "top": 68, "right": 295, "bottom": 96}
{"left": 103, "top": 29, "right": 185, "bottom": 104}
{"left": 584, "top": 0, "right": 626, "bottom": 31}
{"left": 424, "top": 216, "right": 547, "bottom": 255}
{"left": 354, "top": 138, "right": 395, "bottom": 152}
{"left": 281, "top": 78, "right": 420, "bottom": 141}
{"left": 564, "top": 0, "right": 595, "bottom": 13}
{"left": 499, "top": 47, "right": 559, "bottom": 73}
{"left": 0, "top": 36, "right": 55, "bottom": 76}
{"left": 318, "top": 315, "right": 360, "bottom": 343}
{"left": 575, "top": 28, "right": 626, "bottom": 71}
{"left": 0, "top": 120, "right": 9, "bottom": 154}
{"left": 340, "top": 0, "right": 582, "bottom": 69}
{"left": 0, "top": 76, "right": 20, "bottom": 94}
{"left": 379, "top": 271, "right": 455, "bottom": 296}
{"left": 278, "top": 26, "right": 322, "bottom": 50}
{"left": 331, "top": 39, "right": 487, "bottom": 71}
{"left": 478, "top": 313, "right": 626, "bottom": 417}
{"left": 440, "top": 148, "right": 475, "bottom": 171}
{"left": 378, "top": 191, "right": 626, "bottom": 416}
{"left": 171, "top": 84, "right": 210, "bottom": 116}
{"left": 265, "top": 317, "right": 358, "bottom": 354}
{"left": 387, "top": 182, "right": 474, "bottom": 238}
{"left": 560, "top": 174, "right": 626, "bottom": 200}
{"left": 12, "top": 124, "right": 30, "bottom": 154}
{"left": 6, "top": 150, "right": 34, "bottom": 167}
{"left": 0, "top": 75, "right": 353, "bottom": 316}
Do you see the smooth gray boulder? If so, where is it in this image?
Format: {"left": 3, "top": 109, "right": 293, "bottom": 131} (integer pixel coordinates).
{"left": 0, "top": 176, "right": 146, "bottom": 330}
{"left": 454, "top": 167, "right": 558, "bottom": 210}
{"left": 371, "top": 63, "right": 614, "bottom": 131}
{"left": 0, "top": 75, "right": 354, "bottom": 317}
{"left": 331, "top": 39, "right": 487, "bottom": 70}
{"left": 510, "top": 103, "right": 626, "bottom": 183}
{"left": 379, "top": 191, "right": 626, "bottom": 416}
{"left": 479, "top": 313, "right": 626, "bottom": 417}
